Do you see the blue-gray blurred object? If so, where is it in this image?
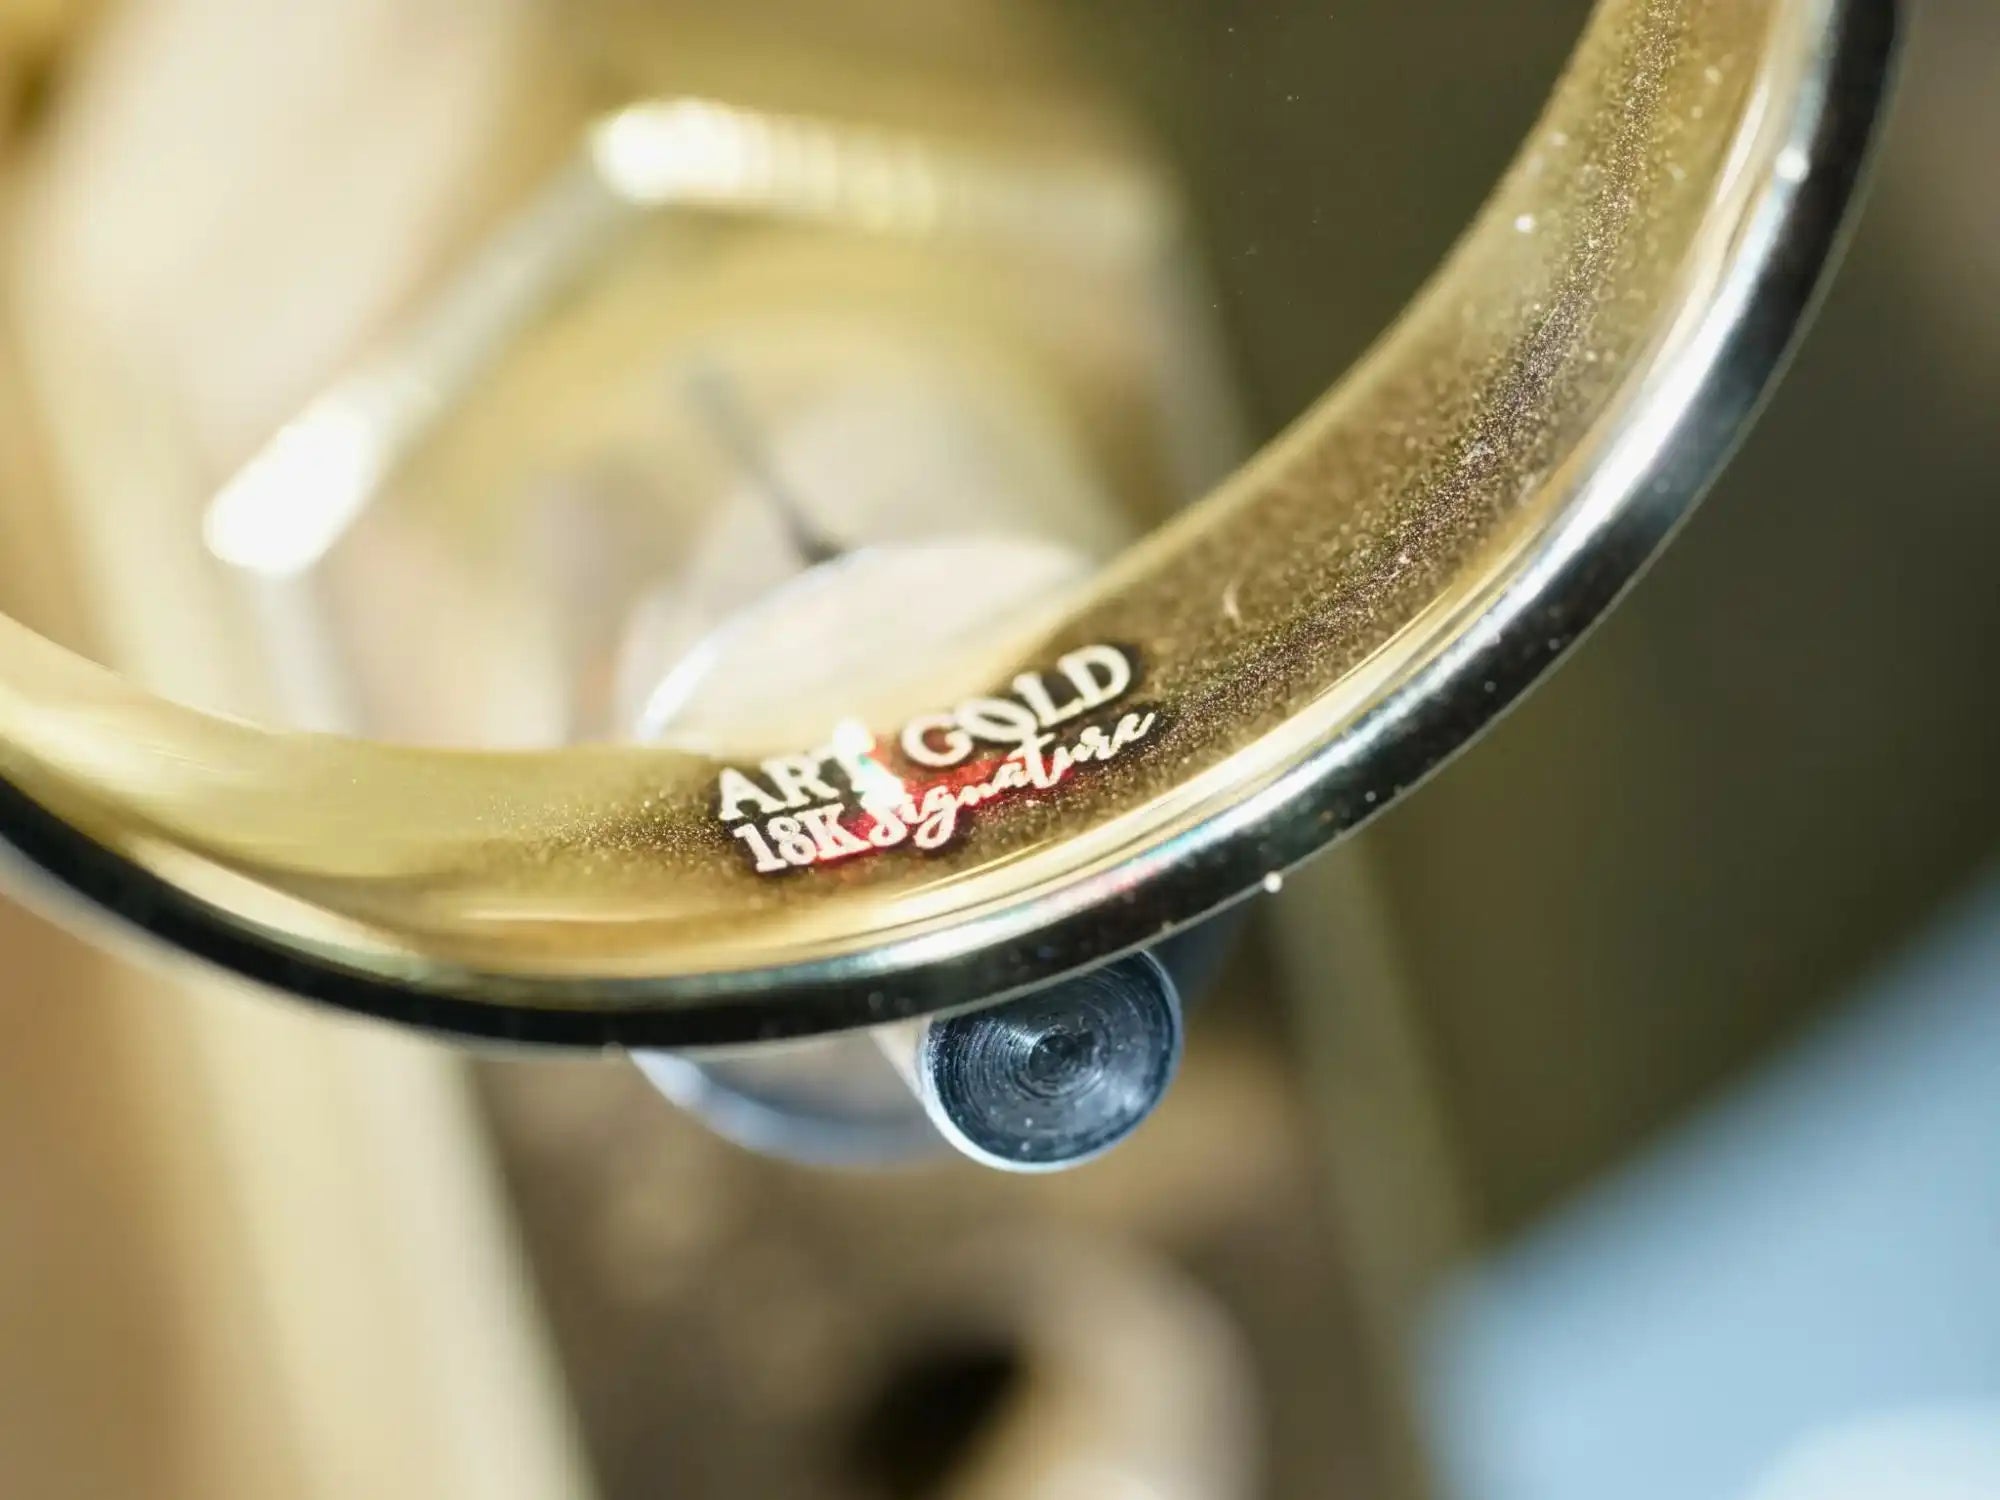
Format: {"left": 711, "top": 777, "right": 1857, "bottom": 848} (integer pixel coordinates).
{"left": 1424, "top": 871, "right": 2000, "bottom": 1500}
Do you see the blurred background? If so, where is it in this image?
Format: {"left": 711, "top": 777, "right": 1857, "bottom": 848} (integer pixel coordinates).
{"left": 0, "top": 1, "right": 1993, "bottom": 1498}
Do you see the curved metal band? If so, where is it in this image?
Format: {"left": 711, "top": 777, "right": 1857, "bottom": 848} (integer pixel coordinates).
{"left": 0, "top": 0, "right": 1896, "bottom": 1045}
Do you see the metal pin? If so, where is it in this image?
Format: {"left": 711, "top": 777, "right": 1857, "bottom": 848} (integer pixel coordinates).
{"left": 683, "top": 365, "right": 842, "bottom": 566}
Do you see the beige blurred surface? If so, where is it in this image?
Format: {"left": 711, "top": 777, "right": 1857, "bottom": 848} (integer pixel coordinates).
{"left": 0, "top": 2, "right": 590, "bottom": 1496}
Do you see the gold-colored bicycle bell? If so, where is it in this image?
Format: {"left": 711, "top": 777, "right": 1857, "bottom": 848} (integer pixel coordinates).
{"left": 0, "top": 0, "right": 1894, "bottom": 1165}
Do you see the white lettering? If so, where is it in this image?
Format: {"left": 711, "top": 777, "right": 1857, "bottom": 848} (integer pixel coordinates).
{"left": 761, "top": 753, "right": 841, "bottom": 809}
{"left": 731, "top": 822, "right": 789, "bottom": 872}
{"left": 901, "top": 712, "right": 973, "bottom": 768}
{"left": 718, "top": 767, "right": 786, "bottom": 823}
{"left": 863, "top": 803, "right": 908, "bottom": 848}
{"left": 914, "top": 785, "right": 959, "bottom": 849}
{"left": 798, "top": 803, "right": 869, "bottom": 861}
{"left": 1012, "top": 670, "right": 1074, "bottom": 728}
{"left": 1058, "top": 644, "right": 1132, "bottom": 714}
{"left": 716, "top": 644, "right": 1156, "bottom": 873}
{"left": 766, "top": 815, "right": 819, "bottom": 866}
{"left": 954, "top": 694, "right": 1041, "bottom": 748}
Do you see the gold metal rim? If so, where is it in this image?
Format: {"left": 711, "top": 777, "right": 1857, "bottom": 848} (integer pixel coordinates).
{"left": 0, "top": 0, "right": 1898, "bottom": 1043}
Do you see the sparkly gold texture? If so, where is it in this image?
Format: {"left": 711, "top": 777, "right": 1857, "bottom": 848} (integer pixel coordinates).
{"left": 0, "top": 0, "right": 1894, "bottom": 1038}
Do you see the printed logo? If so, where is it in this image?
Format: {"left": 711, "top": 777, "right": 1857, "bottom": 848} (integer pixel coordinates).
{"left": 717, "top": 643, "right": 1157, "bottom": 874}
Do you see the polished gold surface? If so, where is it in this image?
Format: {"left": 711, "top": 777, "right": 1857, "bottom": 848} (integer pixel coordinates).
{"left": 0, "top": 0, "right": 1891, "bottom": 1038}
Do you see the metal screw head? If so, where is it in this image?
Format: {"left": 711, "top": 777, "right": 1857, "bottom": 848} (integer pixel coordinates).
{"left": 916, "top": 952, "right": 1183, "bottom": 1172}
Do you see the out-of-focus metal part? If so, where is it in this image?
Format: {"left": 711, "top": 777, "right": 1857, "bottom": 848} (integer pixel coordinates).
{"left": 633, "top": 1034, "right": 938, "bottom": 1166}
{"left": 614, "top": 354, "right": 1195, "bottom": 1165}
{"left": 201, "top": 99, "right": 1164, "bottom": 581}
{"left": 0, "top": 0, "right": 1898, "bottom": 1044}
{"left": 618, "top": 538, "right": 1095, "bottom": 757}
{"left": 626, "top": 534, "right": 1104, "bottom": 1166}
{"left": 877, "top": 952, "right": 1183, "bottom": 1172}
